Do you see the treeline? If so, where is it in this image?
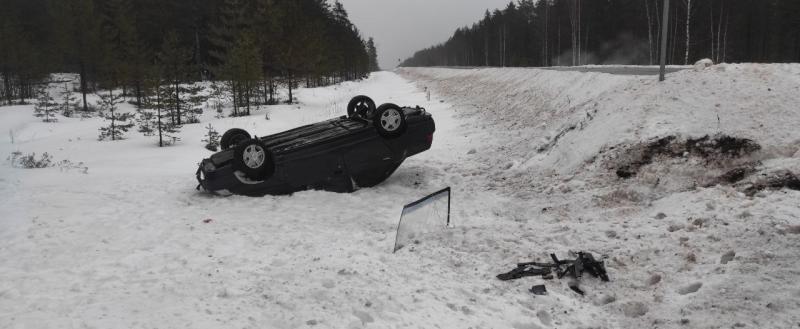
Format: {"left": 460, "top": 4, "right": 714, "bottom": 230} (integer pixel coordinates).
{"left": 0, "top": 0, "right": 380, "bottom": 108}
{"left": 401, "top": 0, "right": 800, "bottom": 67}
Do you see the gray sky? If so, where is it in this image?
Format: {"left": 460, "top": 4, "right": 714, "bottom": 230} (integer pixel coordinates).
{"left": 337, "top": 0, "right": 512, "bottom": 69}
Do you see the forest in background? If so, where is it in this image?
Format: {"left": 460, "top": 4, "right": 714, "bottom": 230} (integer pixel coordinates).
{"left": 0, "top": 0, "right": 380, "bottom": 109}
{"left": 401, "top": 0, "right": 800, "bottom": 67}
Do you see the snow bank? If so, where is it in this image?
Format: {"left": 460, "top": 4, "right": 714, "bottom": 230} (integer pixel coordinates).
{"left": 399, "top": 64, "right": 800, "bottom": 182}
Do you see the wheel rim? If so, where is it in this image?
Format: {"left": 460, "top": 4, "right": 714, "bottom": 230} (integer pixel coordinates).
{"left": 243, "top": 144, "right": 266, "bottom": 169}
{"left": 355, "top": 101, "right": 371, "bottom": 117}
{"left": 380, "top": 109, "right": 401, "bottom": 131}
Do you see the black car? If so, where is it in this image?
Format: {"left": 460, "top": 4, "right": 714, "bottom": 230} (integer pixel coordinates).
{"left": 196, "top": 96, "right": 436, "bottom": 196}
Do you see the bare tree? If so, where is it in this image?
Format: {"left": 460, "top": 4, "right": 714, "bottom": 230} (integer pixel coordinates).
{"left": 569, "top": 0, "right": 582, "bottom": 65}
{"left": 683, "top": 0, "right": 692, "bottom": 64}
{"left": 719, "top": 1, "right": 724, "bottom": 62}
{"left": 710, "top": 2, "right": 715, "bottom": 62}
{"left": 543, "top": 0, "right": 550, "bottom": 66}
{"left": 645, "top": 0, "right": 655, "bottom": 65}
{"left": 723, "top": 10, "right": 730, "bottom": 62}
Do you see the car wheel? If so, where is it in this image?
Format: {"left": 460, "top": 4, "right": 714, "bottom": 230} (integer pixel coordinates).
{"left": 347, "top": 95, "right": 376, "bottom": 119}
{"left": 374, "top": 103, "right": 407, "bottom": 138}
{"left": 233, "top": 139, "right": 275, "bottom": 180}
{"left": 221, "top": 128, "right": 251, "bottom": 151}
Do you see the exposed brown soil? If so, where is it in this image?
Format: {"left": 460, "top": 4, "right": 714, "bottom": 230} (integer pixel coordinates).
{"left": 741, "top": 170, "right": 800, "bottom": 196}
{"left": 614, "top": 135, "right": 761, "bottom": 179}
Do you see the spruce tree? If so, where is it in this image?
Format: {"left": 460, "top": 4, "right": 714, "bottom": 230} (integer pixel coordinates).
{"left": 202, "top": 124, "right": 220, "bottom": 151}
{"left": 34, "top": 85, "right": 59, "bottom": 122}
{"left": 97, "top": 90, "right": 134, "bottom": 141}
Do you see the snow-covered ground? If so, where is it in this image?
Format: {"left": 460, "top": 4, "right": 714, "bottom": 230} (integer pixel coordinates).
{"left": 398, "top": 65, "right": 800, "bottom": 328}
{"left": 2, "top": 65, "right": 799, "bottom": 329}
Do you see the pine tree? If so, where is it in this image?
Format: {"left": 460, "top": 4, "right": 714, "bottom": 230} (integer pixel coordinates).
{"left": 183, "top": 83, "right": 208, "bottom": 124}
{"left": 273, "top": 0, "right": 323, "bottom": 103}
{"left": 252, "top": 0, "right": 279, "bottom": 104}
{"left": 208, "top": 0, "right": 251, "bottom": 67}
{"left": 101, "top": 0, "right": 136, "bottom": 91}
{"left": 128, "top": 32, "right": 152, "bottom": 108}
{"left": 138, "top": 76, "right": 181, "bottom": 147}
{"left": 59, "top": 82, "right": 79, "bottom": 117}
{"left": 34, "top": 85, "right": 59, "bottom": 122}
{"left": 136, "top": 106, "right": 156, "bottom": 136}
{"left": 156, "top": 84, "right": 182, "bottom": 146}
{"left": 221, "top": 33, "right": 262, "bottom": 116}
{"left": 209, "top": 82, "right": 229, "bottom": 118}
{"left": 97, "top": 90, "right": 134, "bottom": 141}
{"left": 366, "top": 37, "right": 379, "bottom": 72}
{"left": 158, "top": 31, "right": 193, "bottom": 125}
{"left": 51, "top": 0, "right": 104, "bottom": 112}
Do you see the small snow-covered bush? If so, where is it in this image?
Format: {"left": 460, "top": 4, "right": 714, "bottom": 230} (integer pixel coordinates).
{"left": 7, "top": 151, "right": 88, "bottom": 173}
{"left": 184, "top": 108, "right": 202, "bottom": 124}
{"left": 7, "top": 151, "right": 53, "bottom": 168}
{"left": 56, "top": 159, "right": 89, "bottom": 174}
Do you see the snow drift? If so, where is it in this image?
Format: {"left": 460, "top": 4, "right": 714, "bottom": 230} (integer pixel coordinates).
{"left": 398, "top": 65, "right": 800, "bottom": 198}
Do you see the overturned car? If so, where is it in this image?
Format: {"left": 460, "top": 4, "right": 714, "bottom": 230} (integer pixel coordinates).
{"left": 196, "top": 96, "right": 436, "bottom": 196}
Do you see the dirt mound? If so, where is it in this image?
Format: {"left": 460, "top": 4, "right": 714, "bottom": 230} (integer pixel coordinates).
{"left": 612, "top": 135, "right": 760, "bottom": 179}
{"left": 718, "top": 166, "right": 758, "bottom": 184}
{"left": 605, "top": 135, "right": 800, "bottom": 196}
{"left": 739, "top": 170, "right": 800, "bottom": 196}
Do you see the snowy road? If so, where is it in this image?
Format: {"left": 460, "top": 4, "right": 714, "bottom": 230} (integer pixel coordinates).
{"left": 538, "top": 65, "right": 689, "bottom": 75}
{"left": 2, "top": 67, "right": 800, "bottom": 329}
{"left": 426, "top": 65, "right": 691, "bottom": 75}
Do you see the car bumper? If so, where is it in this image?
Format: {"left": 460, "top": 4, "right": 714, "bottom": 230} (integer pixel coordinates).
{"left": 197, "top": 159, "right": 297, "bottom": 196}
{"left": 196, "top": 160, "right": 236, "bottom": 195}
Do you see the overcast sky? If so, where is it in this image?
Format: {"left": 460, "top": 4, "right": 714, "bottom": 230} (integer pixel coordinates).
{"left": 338, "top": 0, "right": 512, "bottom": 70}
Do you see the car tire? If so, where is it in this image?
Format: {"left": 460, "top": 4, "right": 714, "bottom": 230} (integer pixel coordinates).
{"left": 347, "top": 95, "right": 376, "bottom": 119}
{"left": 233, "top": 139, "right": 275, "bottom": 180}
{"left": 374, "top": 103, "right": 407, "bottom": 138}
{"left": 221, "top": 128, "right": 251, "bottom": 151}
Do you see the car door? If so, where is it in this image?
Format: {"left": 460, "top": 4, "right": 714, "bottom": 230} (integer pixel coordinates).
{"left": 343, "top": 132, "right": 400, "bottom": 187}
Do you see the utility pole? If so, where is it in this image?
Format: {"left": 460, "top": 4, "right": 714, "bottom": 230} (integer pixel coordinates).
{"left": 659, "top": 0, "right": 670, "bottom": 81}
